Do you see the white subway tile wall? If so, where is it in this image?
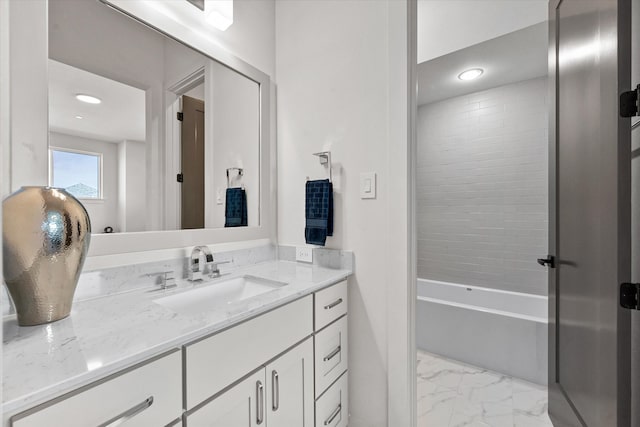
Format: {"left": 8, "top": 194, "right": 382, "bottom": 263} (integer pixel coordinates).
{"left": 417, "top": 77, "right": 549, "bottom": 295}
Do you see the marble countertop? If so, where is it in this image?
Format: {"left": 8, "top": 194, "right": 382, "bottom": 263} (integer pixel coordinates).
{"left": 2, "top": 260, "right": 351, "bottom": 415}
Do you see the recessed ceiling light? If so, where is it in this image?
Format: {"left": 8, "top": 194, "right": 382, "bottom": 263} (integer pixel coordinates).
{"left": 75, "top": 94, "right": 101, "bottom": 104}
{"left": 75, "top": 115, "right": 83, "bottom": 120}
{"left": 458, "top": 68, "right": 484, "bottom": 81}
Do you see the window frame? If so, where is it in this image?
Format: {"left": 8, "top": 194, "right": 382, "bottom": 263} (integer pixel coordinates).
{"left": 48, "top": 146, "right": 104, "bottom": 201}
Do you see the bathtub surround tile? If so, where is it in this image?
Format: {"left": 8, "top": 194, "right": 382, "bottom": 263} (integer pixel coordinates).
{"left": 417, "top": 351, "right": 553, "bottom": 427}
{"left": 417, "top": 77, "right": 549, "bottom": 296}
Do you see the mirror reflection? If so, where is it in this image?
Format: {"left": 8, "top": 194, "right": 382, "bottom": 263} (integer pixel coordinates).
{"left": 48, "top": 0, "right": 260, "bottom": 234}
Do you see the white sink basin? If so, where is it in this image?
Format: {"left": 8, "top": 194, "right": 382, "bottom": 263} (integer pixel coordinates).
{"left": 154, "top": 275, "right": 287, "bottom": 314}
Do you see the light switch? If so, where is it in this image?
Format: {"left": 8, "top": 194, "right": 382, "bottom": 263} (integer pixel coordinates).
{"left": 216, "top": 188, "right": 224, "bottom": 205}
{"left": 360, "top": 172, "right": 376, "bottom": 199}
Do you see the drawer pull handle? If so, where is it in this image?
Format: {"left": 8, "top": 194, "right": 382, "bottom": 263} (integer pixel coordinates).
{"left": 323, "top": 345, "right": 341, "bottom": 362}
{"left": 324, "top": 403, "right": 342, "bottom": 426}
{"left": 256, "top": 380, "right": 265, "bottom": 425}
{"left": 324, "top": 298, "right": 343, "bottom": 310}
{"left": 97, "top": 396, "right": 154, "bottom": 427}
{"left": 272, "top": 370, "right": 280, "bottom": 411}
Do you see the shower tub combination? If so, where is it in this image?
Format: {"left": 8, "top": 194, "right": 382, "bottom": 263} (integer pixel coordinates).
{"left": 416, "top": 279, "right": 548, "bottom": 385}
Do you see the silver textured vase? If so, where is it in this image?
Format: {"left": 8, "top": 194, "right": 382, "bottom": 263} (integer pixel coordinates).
{"left": 3, "top": 186, "right": 91, "bottom": 326}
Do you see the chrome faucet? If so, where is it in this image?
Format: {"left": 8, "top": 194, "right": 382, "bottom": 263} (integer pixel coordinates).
{"left": 189, "top": 246, "right": 214, "bottom": 281}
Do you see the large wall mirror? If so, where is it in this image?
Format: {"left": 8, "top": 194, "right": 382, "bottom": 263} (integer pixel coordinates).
{"left": 47, "top": 0, "right": 268, "bottom": 238}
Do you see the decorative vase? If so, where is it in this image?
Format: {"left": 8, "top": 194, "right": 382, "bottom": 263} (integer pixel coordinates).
{"left": 2, "top": 187, "right": 91, "bottom": 326}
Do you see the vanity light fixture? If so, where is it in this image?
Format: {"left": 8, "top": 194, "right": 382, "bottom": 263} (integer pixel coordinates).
{"left": 458, "top": 68, "right": 484, "bottom": 81}
{"left": 205, "top": 0, "right": 233, "bottom": 31}
{"left": 75, "top": 94, "right": 102, "bottom": 104}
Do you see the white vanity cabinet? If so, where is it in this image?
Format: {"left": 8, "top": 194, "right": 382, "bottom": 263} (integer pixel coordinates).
{"left": 10, "top": 350, "right": 182, "bottom": 427}
{"left": 264, "top": 338, "right": 314, "bottom": 426}
{"left": 186, "top": 338, "right": 314, "bottom": 427}
{"left": 184, "top": 369, "right": 265, "bottom": 427}
{"left": 183, "top": 296, "right": 313, "bottom": 410}
{"left": 8, "top": 280, "right": 349, "bottom": 427}
{"left": 313, "top": 280, "right": 349, "bottom": 427}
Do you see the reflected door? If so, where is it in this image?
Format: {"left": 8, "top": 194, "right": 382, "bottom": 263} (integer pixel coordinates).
{"left": 180, "top": 95, "right": 205, "bottom": 229}
{"left": 549, "top": 0, "right": 632, "bottom": 425}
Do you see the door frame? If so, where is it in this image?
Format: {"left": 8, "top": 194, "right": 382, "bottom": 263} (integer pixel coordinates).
{"left": 548, "top": 0, "right": 633, "bottom": 425}
{"left": 165, "top": 67, "right": 206, "bottom": 230}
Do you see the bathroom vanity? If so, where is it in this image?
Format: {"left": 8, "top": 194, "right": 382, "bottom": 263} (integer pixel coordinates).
{"left": 3, "top": 261, "right": 350, "bottom": 427}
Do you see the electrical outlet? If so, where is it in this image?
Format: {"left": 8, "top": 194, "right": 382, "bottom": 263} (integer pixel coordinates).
{"left": 296, "top": 246, "right": 313, "bottom": 263}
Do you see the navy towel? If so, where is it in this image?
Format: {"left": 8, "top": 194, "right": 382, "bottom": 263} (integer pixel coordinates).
{"left": 225, "top": 187, "right": 248, "bottom": 227}
{"left": 305, "top": 179, "right": 333, "bottom": 246}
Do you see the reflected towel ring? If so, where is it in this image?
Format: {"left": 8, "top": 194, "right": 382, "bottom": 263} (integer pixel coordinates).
{"left": 226, "top": 167, "right": 244, "bottom": 189}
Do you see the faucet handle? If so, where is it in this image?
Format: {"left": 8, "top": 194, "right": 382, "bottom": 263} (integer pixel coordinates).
{"left": 147, "top": 271, "right": 177, "bottom": 290}
{"left": 209, "top": 260, "right": 231, "bottom": 278}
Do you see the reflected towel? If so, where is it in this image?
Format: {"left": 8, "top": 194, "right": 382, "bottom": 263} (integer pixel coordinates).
{"left": 305, "top": 179, "right": 333, "bottom": 246}
{"left": 225, "top": 187, "right": 247, "bottom": 227}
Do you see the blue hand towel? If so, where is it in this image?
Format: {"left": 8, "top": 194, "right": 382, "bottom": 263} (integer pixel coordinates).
{"left": 305, "top": 179, "right": 333, "bottom": 246}
{"left": 225, "top": 187, "right": 247, "bottom": 227}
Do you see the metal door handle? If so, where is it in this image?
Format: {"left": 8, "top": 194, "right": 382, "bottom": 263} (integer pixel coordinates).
{"left": 324, "top": 403, "right": 342, "bottom": 426}
{"left": 256, "top": 380, "right": 264, "bottom": 425}
{"left": 272, "top": 370, "right": 279, "bottom": 411}
{"left": 97, "top": 396, "right": 154, "bottom": 427}
{"left": 323, "top": 345, "right": 341, "bottom": 362}
{"left": 324, "top": 298, "right": 343, "bottom": 310}
{"left": 537, "top": 255, "right": 555, "bottom": 268}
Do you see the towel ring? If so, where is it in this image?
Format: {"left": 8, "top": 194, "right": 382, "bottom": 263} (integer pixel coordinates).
{"left": 226, "top": 167, "right": 244, "bottom": 189}
{"left": 308, "top": 151, "right": 332, "bottom": 182}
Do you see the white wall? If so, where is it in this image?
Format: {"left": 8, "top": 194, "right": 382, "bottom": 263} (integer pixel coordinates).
{"left": 417, "top": 0, "right": 548, "bottom": 63}
{"left": 206, "top": 61, "right": 260, "bottom": 228}
{"left": 117, "top": 140, "right": 147, "bottom": 232}
{"left": 49, "top": 132, "right": 120, "bottom": 234}
{"left": 8, "top": 0, "right": 49, "bottom": 192}
{"left": 417, "top": 77, "right": 549, "bottom": 295}
{"left": 276, "top": 1, "right": 412, "bottom": 425}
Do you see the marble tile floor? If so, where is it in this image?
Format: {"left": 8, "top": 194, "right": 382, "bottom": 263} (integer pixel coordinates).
{"left": 417, "top": 350, "right": 553, "bottom": 427}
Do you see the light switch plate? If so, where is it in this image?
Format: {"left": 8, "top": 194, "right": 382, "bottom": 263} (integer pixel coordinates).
{"left": 296, "top": 246, "right": 313, "bottom": 263}
{"left": 216, "top": 188, "right": 224, "bottom": 205}
{"left": 360, "top": 172, "right": 376, "bottom": 199}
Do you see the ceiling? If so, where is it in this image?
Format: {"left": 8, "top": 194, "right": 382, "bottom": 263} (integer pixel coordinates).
{"left": 48, "top": 59, "right": 146, "bottom": 143}
{"left": 417, "top": 0, "right": 548, "bottom": 63}
{"left": 417, "top": 22, "right": 548, "bottom": 106}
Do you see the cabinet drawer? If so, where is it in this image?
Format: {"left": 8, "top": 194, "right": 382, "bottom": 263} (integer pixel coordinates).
{"left": 314, "top": 280, "right": 348, "bottom": 331}
{"left": 185, "top": 295, "right": 313, "bottom": 409}
{"left": 315, "top": 371, "right": 348, "bottom": 427}
{"left": 314, "top": 315, "right": 348, "bottom": 397}
{"left": 11, "top": 350, "right": 182, "bottom": 427}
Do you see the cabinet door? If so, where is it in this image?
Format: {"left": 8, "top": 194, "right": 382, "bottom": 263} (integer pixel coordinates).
{"left": 186, "top": 369, "right": 266, "bottom": 427}
{"left": 265, "top": 338, "right": 314, "bottom": 427}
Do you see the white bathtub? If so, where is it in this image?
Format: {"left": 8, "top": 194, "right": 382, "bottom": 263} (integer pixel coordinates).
{"left": 416, "top": 279, "right": 549, "bottom": 385}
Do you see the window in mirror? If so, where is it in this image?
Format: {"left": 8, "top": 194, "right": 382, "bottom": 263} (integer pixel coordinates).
{"left": 50, "top": 148, "right": 102, "bottom": 199}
